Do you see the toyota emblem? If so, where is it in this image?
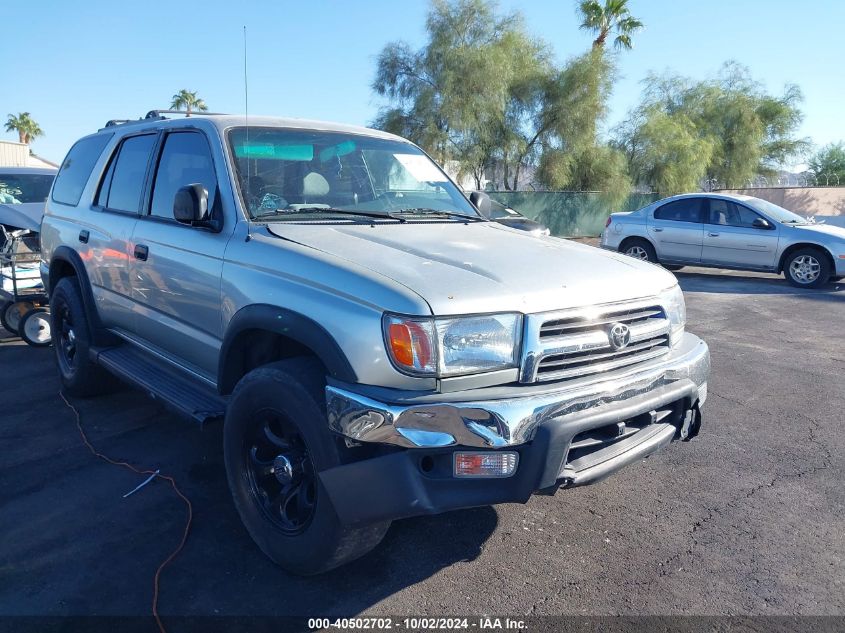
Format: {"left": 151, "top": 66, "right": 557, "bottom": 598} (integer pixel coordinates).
{"left": 609, "top": 323, "right": 631, "bottom": 350}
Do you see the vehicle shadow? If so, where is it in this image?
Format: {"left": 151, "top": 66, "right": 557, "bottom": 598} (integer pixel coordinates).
{"left": 176, "top": 423, "right": 500, "bottom": 616}
{"left": 675, "top": 269, "right": 845, "bottom": 301}
{"left": 0, "top": 346, "right": 499, "bottom": 619}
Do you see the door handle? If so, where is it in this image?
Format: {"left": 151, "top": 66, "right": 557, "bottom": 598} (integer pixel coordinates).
{"left": 653, "top": 227, "right": 664, "bottom": 232}
{"left": 133, "top": 244, "right": 149, "bottom": 261}
{"left": 708, "top": 232, "right": 720, "bottom": 237}
{"left": 78, "top": 230, "right": 89, "bottom": 244}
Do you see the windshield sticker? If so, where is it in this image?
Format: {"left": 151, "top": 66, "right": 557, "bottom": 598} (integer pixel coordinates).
{"left": 393, "top": 153, "right": 448, "bottom": 182}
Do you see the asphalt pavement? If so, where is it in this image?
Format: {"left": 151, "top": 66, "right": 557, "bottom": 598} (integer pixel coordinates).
{"left": 1, "top": 266, "right": 843, "bottom": 621}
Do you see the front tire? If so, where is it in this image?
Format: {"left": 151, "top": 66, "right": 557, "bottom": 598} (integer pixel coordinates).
{"left": 19, "top": 308, "right": 52, "bottom": 347}
{"left": 50, "top": 277, "right": 115, "bottom": 396}
{"left": 784, "top": 248, "right": 831, "bottom": 288}
{"left": 224, "top": 358, "right": 389, "bottom": 575}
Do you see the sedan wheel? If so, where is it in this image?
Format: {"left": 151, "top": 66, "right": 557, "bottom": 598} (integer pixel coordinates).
{"left": 784, "top": 248, "right": 831, "bottom": 289}
{"left": 789, "top": 255, "right": 821, "bottom": 284}
{"left": 626, "top": 246, "right": 649, "bottom": 260}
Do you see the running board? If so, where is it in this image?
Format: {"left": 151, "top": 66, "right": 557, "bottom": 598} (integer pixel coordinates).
{"left": 92, "top": 346, "right": 226, "bottom": 423}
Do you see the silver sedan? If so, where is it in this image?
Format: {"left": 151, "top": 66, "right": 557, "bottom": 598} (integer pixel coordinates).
{"left": 600, "top": 192, "right": 845, "bottom": 288}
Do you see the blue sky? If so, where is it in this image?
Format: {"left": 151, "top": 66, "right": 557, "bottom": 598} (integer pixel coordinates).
{"left": 5, "top": 0, "right": 844, "bottom": 167}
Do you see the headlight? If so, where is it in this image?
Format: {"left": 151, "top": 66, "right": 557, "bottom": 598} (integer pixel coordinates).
{"left": 384, "top": 313, "right": 522, "bottom": 377}
{"left": 658, "top": 284, "right": 686, "bottom": 346}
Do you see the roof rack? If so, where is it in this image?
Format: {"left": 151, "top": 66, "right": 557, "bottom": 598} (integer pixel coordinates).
{"left": 100, "top": 109, "right": 229, "bottom": 131}
{"left": 143, "top": 109, "right": 228, "bottom": 119}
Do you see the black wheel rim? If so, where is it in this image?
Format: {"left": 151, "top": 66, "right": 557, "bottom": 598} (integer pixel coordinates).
{"left": 56, "top": 303, "right": 78, "bottom": 376}
{"left": 245, "top": 408, "right": 317, "bottom": 535}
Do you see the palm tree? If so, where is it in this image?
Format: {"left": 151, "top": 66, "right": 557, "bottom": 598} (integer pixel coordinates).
{"left": 577, "top": 0, "right": 644, "bottom": 50}
{"left": 170, "top": 89, "right": 209, "bottom": 117}
{"left": 5, "top": 112, "right": 44, "bottom": 144}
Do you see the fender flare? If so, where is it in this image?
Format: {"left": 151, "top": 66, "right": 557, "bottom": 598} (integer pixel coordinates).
{"left": 218, "top": 304, "right": 357, "bottom": 394}
{"left": 48, "top": 246, "right": 106, "bottom": 334}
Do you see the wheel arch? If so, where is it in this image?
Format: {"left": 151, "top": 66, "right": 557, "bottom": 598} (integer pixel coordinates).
{"left": 48, "top": 247, "right": 109, "bottom": 340}
{"left": 777, "top": 242, "right": 836, "bottom": 274}
{"left": 618, "top": 235, "right": 655, "bottom": 253}
{"left": 218, "top": 304, "right": 357, "bottom": 395}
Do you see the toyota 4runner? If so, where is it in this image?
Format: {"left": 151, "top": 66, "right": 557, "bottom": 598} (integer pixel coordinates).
{"left": 40, "top": 111, "right": 710, "bottom": 574}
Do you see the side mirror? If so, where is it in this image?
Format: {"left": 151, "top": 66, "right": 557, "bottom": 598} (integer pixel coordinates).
{"left": 469, "top": 190, "right": 492, "bottom": 216}
{"left": 752, "top": 217, "right": 772, "bottom": 230}
{"left": 174, "top": 184, "right": 209, "bottom": 225}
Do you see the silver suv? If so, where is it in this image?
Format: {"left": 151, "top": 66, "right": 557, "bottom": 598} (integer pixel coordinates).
{"left": 41, "top": 112, "right": 710, "bottom": 574}
{"left": 600, "top": 192, "right": 845, "bottom": 288}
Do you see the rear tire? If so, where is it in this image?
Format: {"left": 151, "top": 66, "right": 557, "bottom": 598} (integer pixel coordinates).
{"left": 50, "top": 277, "right": 115, "bottom": 396}
{"left": 224, "top": 358, "right": 389, "bottom": 575}
{"left": 664, "top": 265, "right": 684, "bottom": 272}
{"left": 621, "top": 238, "right": 657, "bottom": 264}
{"left": 19, "top": 308, "right": 52, "bottom": 347}
{"left": 1, "top": 300, "right": 34, "bottom": 335}
{"left": 784, "top": 248, "right": 831, "bottom": 288}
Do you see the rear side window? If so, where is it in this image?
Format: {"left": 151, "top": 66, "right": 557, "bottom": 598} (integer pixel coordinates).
{"left": 51, "top": 134, "right": 112, "bottom": 205}
{"left": 98, "top": 134, "right": 156, "bottom": 213}
{"left": 654, "top": 198, "right": 703, "bottom": 223}
{"left": 708, "top": 199, "right": 762, "bottom": 228}
{"left": 150, "top": 132, "right": 218, "bottom": 219}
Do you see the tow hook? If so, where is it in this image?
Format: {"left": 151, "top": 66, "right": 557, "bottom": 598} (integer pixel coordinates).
{"left": 679, "top": 403, "right": 702, "bottom": 441}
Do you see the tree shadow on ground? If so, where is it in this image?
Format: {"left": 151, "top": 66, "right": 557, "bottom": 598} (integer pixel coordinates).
{"left": 676, "top": 269, "right": 845, "bottom": 301}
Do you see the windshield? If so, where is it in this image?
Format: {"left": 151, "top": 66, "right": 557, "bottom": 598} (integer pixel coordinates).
{"left": 228, "top": 127, "right": 479, "bottom": 221}
{"left": 0, "top": 173, "right": 55, "bottom": 204}
{"left": 745, "top": 197, "right": 811, "bottom": 225}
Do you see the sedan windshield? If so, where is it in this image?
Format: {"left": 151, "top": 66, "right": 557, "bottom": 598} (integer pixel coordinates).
{"left": 745, "top": 197, "right": 811, "bottom": 225}
{"left": 0, "top": 173, "right": 55, "bottom": 204}
{"left": 228, "top": 127, "right": 480, "bottom": 221}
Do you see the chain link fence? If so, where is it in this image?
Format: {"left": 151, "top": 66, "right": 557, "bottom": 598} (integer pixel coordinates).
{"left": 488, "top": 191, "right": 659, "bottom": 238}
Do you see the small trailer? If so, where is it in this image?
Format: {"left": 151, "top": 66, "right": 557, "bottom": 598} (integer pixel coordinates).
{"left": 0, "top": 167, "right": 57, "bottom": 347}
{"left": 0, "top": 226, "right": 51, "bottom": 346}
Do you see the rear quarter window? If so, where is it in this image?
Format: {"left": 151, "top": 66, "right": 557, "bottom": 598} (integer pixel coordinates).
{"left": 51, "top": 134, "right": 113, "bottom": 206}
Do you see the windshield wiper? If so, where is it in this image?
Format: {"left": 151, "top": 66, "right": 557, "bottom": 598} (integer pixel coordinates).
{"left": 393, "top": 208, "right": 486, "bottom": 222}
{"left": 255, "top": 206, "right": 405, "bottom": 222}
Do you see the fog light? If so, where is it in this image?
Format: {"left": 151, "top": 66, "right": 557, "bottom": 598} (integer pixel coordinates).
{"left": 454, "top": 451, "right": 518, "bottom": 478}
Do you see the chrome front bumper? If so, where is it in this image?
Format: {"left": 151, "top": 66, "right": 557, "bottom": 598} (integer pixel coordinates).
{"left": 326, "top": 333, "right": 710, "bottom": 449}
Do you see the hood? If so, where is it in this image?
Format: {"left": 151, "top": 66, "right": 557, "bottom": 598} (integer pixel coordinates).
{"left": 0, "top": 202, "right": 43, "bottom": 232}
{"left": 267, "top": 221, "right": 676, "bottom": 315}
{"left": 788, "top": 222, "right": 845, "bottom": 241}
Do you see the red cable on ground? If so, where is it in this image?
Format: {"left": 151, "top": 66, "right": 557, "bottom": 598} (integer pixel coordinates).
{"left": 59, "top": 391, "right": 192, "bottom": 633}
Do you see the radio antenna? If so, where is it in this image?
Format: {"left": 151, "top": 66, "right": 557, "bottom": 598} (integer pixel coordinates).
{"left": 243, "top": 25, "right": 252, "bottom": 241}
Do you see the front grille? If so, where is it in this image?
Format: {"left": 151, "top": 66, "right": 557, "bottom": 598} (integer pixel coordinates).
{"left": 540, "top": 306, "right": 663, "bottom": 338}
{"left": 520, "top": 300, "right": 672, "bottom": 383}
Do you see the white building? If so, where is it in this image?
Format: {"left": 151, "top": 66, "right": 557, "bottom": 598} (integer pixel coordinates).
{"left": 0, "top": 140, "right": 58, "bottom": 169}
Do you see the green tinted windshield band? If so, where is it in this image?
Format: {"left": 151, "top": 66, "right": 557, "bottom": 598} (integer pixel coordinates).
{"left": 319, "top": 140, "right": 357, "bottom": 162}
{"left": 235, "top": 143, "right": 314, "bottom": 161}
